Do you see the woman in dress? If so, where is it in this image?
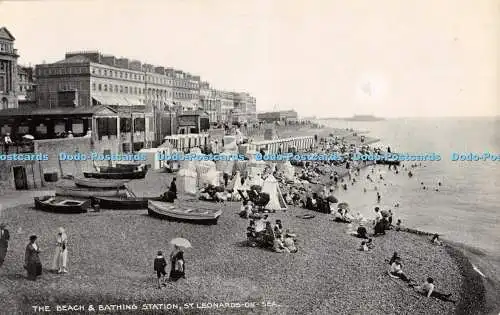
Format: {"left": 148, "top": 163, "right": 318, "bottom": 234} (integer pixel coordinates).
{"left": 169, "top": 245, "right": 185, "bottom": 282}
{"left": 25, "top": 235, "right": 42, "bottom": 281}
{"left": 52, "top": 227, "right": 68, "bottom": 274}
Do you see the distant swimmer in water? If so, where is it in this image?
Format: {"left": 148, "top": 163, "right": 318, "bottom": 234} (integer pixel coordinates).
{"left": 421, "top": 182, "right": 424, "bottom": 185}
{"left": 423, "top": 186, "right": 426, "bottom": 190}
{"left": 438, "top": 182, "right": 442, "bottom": 186}
{"left": 379, "top": 174, "right": 384, "bottom": 180}
{"left": 343, "top": 184, "right": 348, "bottom": 190}
{"left": 435, "top": 188, "right": 439, "bottom": 192}
{"left": 394, "top": 202, "right": 400, "bottom": 208}
{"left": 367, "top": 174, "right": 372, "bottom": 182}
{"left": 408, "top": 171, "right": 413, "bottom": 178}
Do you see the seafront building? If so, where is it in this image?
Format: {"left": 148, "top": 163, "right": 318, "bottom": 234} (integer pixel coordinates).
{"left": 257, "top": 110, "right": 298, "bottom": 123}
{"left": 0, "top": 27, "right": 19, "bottom": 109}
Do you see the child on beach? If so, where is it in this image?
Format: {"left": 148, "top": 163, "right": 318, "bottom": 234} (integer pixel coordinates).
{"left": 154, "top": 251, "right": 167, "bottom": 288}
{"left": 395, "top": 219, "right": 402, "bottom": 231}
{"left": 430, "top": 234, "right": 443, "bottom": 246}
{"left": 410, "top": 277, "right": 456, "bottom": 304}
{"left": 359, "top": 241, "right": 369, "bottom": 251}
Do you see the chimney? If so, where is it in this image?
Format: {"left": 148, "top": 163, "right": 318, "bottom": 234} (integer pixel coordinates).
{"left": 101, "top": 55, "right": 116, "bottom": 67}
{"left": 154, "top": 66, "right": 165, "bottom": 75}
{"left": 65, "top": 51, "right": 101, "bottom": 63}
{"left": 129, "top": 60, "right": 142, "bottom": 71}
{"left": 116, "top": 58, "right": 129, "bottom": 69}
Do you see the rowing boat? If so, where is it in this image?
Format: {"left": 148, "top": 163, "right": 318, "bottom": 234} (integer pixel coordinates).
{"left": 74, "top": 177, "right": 129, "bottom": 189}
{"left": 147, "top": 200, "right": 222, "bottom": 225}
{"left": 34, "top": 196, "right": 90, "bottom": 213}
{"left": 56, "top": 185, "right": 127, "bottom": 198}
{"left": 92, "top": 196, "right": 162, "bottom": 210}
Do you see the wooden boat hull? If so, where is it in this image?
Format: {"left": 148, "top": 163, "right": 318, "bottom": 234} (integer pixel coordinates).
{"left": 74, "top": 178, "right": 129, "bottom": 189}
{"left": 100, "top": 164, "right": 141, "bottom": 173}
{"left": 56, "top": 186, "right": 127, "bottom": 198}
{"left": 34, "top": 196, "right": 89, "bottom": 213}
{"left": 147, "top": 200, "right": 221, "bottom": 225}
{"left": 93, "top": 196, "right": 162, "bottom": 210}
{"left": 83, "top": 169, "right": 148, "bottom": 179}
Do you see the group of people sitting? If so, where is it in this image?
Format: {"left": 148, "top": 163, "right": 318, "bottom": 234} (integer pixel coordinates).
{"left": 387, "top": 252, "right": 456, "bottom": 304}
{"left": 246, "top": 217, "right": 297, "bottom": 253}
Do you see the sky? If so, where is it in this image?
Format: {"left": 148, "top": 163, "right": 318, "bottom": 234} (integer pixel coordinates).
{"left": 0, "top": 0, "right": 498, "bottom": 118}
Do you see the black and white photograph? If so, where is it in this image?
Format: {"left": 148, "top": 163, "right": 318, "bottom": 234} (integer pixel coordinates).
{"left": 0, "top": 0, "right": 499, "bottom": 314}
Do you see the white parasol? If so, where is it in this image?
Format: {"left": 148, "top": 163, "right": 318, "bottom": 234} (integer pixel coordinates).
{"left": 170, "top": 237, "right": 192, "bottom": 248}
{"left": 23, "top": 134, "right": 34, "bottom": 140}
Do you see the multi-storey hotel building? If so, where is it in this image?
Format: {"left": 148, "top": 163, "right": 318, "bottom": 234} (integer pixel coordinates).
{"left": 0, "top": 27, "right": 19, "bottom": 109}
{"left": 35, "top": 51, "right": 200, "bottom": 111}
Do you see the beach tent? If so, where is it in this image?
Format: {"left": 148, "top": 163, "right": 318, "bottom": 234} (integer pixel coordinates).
{"left": 261, "top": 175, "right": 287, "bottom": 211}
{"left": 199, "top": 168, "right": 220, "bottom": 187}
{"left": 176, "top": 168, "right": 198, "bottom": 196}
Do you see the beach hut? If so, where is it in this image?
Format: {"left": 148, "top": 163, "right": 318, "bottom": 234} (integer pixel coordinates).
{"left": 222, "top": 135, "right": 238, "bottom": 151}
{"left": 215, "top": 151, "right": 236, "bottom": 174}
{"left": 261, "top": 175, "right": 287, "bottom": 211}
{"left": 247, "top": 159, "right": 267, "bottom": 179}
{"left": 279, "top": 161, "right": 295, "bottom": 181}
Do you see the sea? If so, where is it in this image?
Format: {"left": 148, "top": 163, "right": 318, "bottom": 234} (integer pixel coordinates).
{"left": 321, "top": 117, "right": 500, "bottom": 313}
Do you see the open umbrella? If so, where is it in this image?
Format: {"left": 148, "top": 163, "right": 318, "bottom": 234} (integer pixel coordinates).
{"left": 170, "top": 238, "right": 192, "bottom": 248}
{"left": 338, "top": 202, "right": 349, "bottom": 209}
{"left": 327, "top": 195, "right": 338, "bottom": 203}
{"left": 23, "top": 134, "right": 34, "bottom": 140}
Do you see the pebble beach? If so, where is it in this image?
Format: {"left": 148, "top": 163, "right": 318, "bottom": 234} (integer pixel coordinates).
{"left": 0, "top": 126, "right": 487, "bottom": 314}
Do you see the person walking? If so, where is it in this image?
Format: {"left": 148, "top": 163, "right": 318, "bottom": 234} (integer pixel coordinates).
{"left": 0, "top": 223, "right": 10, "bottom": 267}
{"left": 51, "top": 227, "right": 68, "bottom": 274}
{"left": 168, "top": 245, "right": 185, "bottom": 282}
{"left": 25, "top": 235, "right": 42, "bottom": 281}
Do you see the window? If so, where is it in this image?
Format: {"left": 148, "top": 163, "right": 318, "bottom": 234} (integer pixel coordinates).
{"left": 134, "top": 87, "right": 137, "bottom": 94}
{"left": 114, "top": 85, "right": 118, "bottom": 92}
{"left": 92, "top": 68, "right": 96, "bottom": 74}
{"left": 98, "top": 84, "right": 102, "bottom": 91}
{"left": 98, "top": 69, "right": 102, "bottom": 75}
{"left": 125, "top": 86, "right": 128, "bottom": 93}
{"left": 104, "top": 69, "right": 107, "bottom": 76}
{"left": 125, "top": 73, "right": 128, "bottom": 79}
{"left": 120, "top": 86, "right": 123, "bottom": 93}
{"left": 97, "top": 117, "right": 117, "bottom": 139}
{"left": 104, "top": 84, "right": 108, "bottom": 92}
{"left": 120, "top": 71, "right": 123, "bottom": 78}
{"left": 72, "top": 119, "right": 84, "bottom": 134}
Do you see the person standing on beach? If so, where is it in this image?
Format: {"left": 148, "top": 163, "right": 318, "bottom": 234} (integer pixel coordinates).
{"left": 51, "top": 227, "right": 68, "bottom": 274}
{"left": 0, "top": 223, "right": 10, "bottom": 267}
{"left": 377, "top": 192, "right": 381, "bottom": 203}
{"left": 153, "top": 251, "right": 167, "bottom": 288}
{"left": 25, "top": 235, "right": 42, "bottom": 281}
